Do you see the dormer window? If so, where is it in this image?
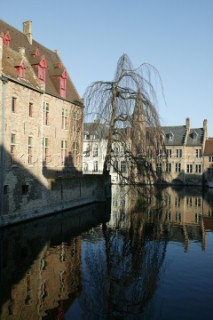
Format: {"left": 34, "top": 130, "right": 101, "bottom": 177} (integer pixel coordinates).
{"left": 0, "top": 31, "right": 11, "bottom": 47}
{"left": 15, "top": 60, "right": 26, "bottom": 78}
{"left": 33, "top": 49, "right": 40, "bottom": 57}
{"left": 191, "top": 131, "right": 198, "bottom": 140}
{"left": 167, "top": 131, "right": 174, "bottom": 142}
{"left": 31, "top": 54, "right": 47, "bottom": 83}
{"left": 37, "top": 56, "right": 47, "bottom": 82}
{"left": 60, "top": 69, "right": 67, "bottom": 98}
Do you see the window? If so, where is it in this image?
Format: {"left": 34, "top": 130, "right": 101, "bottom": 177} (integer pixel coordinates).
{"left": 156, "top": 163, "right": 162, "bottom": 174}
{"left": 12, "top": 97, "right": 16, "bottom": 113}
{"left": 187, "top": 164, "right": 193, "bottom": 173}
{"left": 157, "top": 149, "right": 163, "bottom": 159}
{"left": 166, "top": 211, "right": 171, "bottom": 221}
{"left": 28, "top": 136, "right": 32, "bottom": 164}
{"left": 187, "top": 197, "right": 192, "bottom": 207}
{"left": 37, "top": 56, "right": 47, "bottom": 82}
{"left": 72, "top": 142, "right": 79, "bottom": 153}
{"left": 16, "top": 62, "right": 25, "bottom": 78}
{"left": 60, "top": 70, "right": 67, "bottom": 98}
{"left": 175, "top": 163, "right": 181, "bottom": 172}
{"left": 121, "top": 161, "right": 127, "bottom": 173}
{"left": 43, "top": 102, "right": 49, "bottom": 125}
{"left": 196, "top": 149, "right": 202, "bottom": 158}
{"left": 22, "top": 185, "right": 29, "bottom": 195}
{"left": 195, "top": 164, "right": 202, "bottom": 173}
{"left": 73, "top": 111, "right": 79, "bottom": 121}
{"left": 84, "top": 163, "right": 88, "bottom": 172}
{"left": 165, "top": 196, "right": 171, "bottom": 207}
{"left": 113, "top": 160, "right": 118, "bottom": 172}
{"left": 166, "top": 163, "right": 171, "bottom": 172}
{"left": 147, "top": 149, "right": 152, "bottom": 158}
{"left": 4, "top": 185, "right": 8, "bottom": 194}
{"left": 62, "top": 108, "right": 68, "bottom": 129}
{"left": 61, "top": 140, "right": 67, "bottom": 164}
{"left": 93, "top": 146, "right": 98, "bottom": 157}
{"left": 176, "top": 149, "right": 182, "bottom": 158}
{"left": 11, "top": 133, "right": 16, "bottom": 163}
{"left": 209, "top": 156, "right": 213, "bottom": 162}
{"left": 195, "top": 197, "right": 201, "bottom": 207}
{"left": 42, "top": 138, "right": 48, "bottom": 163}
{"left": 93, "top": 161, "right": 98, "bottom": 172}
{"left": 29, "top": 103, "right": 33, "bottom": 117}
{"left": 175, "top": 212, "right": 181, "bottom": 222}
{"left": 166, "top": 149, "right": 172, "bottom": 158}
{"left": 175, "top": 197, "right": 180, "bottom": 208}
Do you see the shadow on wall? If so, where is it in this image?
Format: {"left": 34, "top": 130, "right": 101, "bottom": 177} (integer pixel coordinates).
{"left": 42, "top": 151, "right": 82, "bottom": 179}
{"left": 0, "top": 145, "right": 47, "bottom": 217}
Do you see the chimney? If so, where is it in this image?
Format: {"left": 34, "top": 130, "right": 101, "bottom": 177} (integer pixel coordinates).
{"left": 186, "top": 117, "right": 190, "bottom": 132}
{"left": 23, "top": 21, "right": 32, "bottom": 44}
{"left": 203, "top": 119, "right": 208, "bottom": 138}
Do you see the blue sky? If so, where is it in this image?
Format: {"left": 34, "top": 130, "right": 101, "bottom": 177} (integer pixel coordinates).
{"left": 2, "top": 0, "right": 213, "bottom": 136}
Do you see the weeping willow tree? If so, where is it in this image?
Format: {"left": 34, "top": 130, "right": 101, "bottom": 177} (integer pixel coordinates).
{"left": 84, "top": 54, "right": 164, "bottom": 183}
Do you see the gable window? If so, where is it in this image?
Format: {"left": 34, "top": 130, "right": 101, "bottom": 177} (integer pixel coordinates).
{"left": 62, "top": 108, "right": 68, "bottom": 129}
{"left": 1, "top": 31, "right": 11, "bottom": 47}
{"left": 15, "top": 60, "right": 26, "bottom": 78}
{"left": 28, "top": 137, "right": 32, "bottom": 164}
{"left": 12, "top": 97, "right": 16, "bottom": 113}
{"left": 60, "top": 70, "right": 67, "bottom": 98}
{"left": 32, "top": 55, "right": 47, "bottom": 82}
{"left": 43, "top": 102, "right": 49, "bottom": 125}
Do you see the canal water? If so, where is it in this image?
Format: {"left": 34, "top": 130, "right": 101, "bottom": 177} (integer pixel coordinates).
{"left": 1, "top": 185, "right": 213, "bottom": 319}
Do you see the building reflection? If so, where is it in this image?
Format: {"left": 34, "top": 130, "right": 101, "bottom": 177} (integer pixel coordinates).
{"left": 1, "top": 186, "right": 213, "bottom": 319}
{"left": 0, "top": 202, "right": 110, "bottom": 319}
{"left": 110, "top": 185, "right": 213, "bottom": 252}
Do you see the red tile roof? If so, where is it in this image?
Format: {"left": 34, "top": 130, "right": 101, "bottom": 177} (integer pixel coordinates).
{"left": 0, "top": 19, "right": 83, "bottom": 106}
{"left": 204, "top": 139, "right": 213, "bottom": 156}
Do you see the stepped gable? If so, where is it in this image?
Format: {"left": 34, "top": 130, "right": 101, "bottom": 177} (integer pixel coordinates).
{"left": 0, "top": 19, "right": 83, "bottom": 106}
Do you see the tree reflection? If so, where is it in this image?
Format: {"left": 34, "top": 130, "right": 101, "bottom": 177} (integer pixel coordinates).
{"left": 79, "top": 185, "right": 167, "bottom": 319}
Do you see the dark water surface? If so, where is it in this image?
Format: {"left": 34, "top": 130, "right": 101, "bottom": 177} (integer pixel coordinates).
{"left": 1, "top": 186, "right": 213, "bottom": 319}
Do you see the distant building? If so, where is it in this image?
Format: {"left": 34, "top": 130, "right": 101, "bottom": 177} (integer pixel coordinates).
{"left": 203, "top": 138, "right": 213, "bottom": 185}
{"left": 83, "top": 118, "right": 211, "bottom": 186}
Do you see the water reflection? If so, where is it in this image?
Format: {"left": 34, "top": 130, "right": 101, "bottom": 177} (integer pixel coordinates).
{"left": 1, "top": 186, "right": 213, "bottom": 319}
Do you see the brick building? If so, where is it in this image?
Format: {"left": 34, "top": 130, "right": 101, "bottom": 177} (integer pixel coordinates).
{"left": 0, "top": 19, "right": 84, "bottom": 218}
